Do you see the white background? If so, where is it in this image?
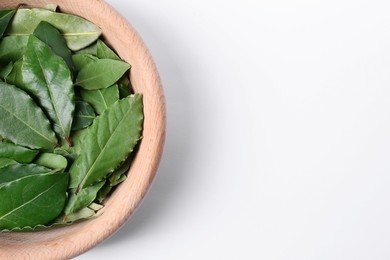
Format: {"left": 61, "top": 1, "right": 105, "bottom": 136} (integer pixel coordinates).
{"left": 78, "top": 0, "right": 390, "bottom": 259}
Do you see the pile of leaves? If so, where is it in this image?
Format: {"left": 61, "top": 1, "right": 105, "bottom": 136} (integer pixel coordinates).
{"left": 0, "top": 5, "right": 143, "bottom": 231}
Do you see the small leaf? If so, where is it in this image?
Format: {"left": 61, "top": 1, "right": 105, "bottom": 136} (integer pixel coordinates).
{"left": 34, "top": 153, "right": 68, "bottom": 171}
{"left": 0, "top": 158, "right": 17, "bottom": 169}
{"left": 70, "top": 95, "right": 143, "bottom": 189}
{"left": 75, "top": 59, "right": 130, "bottom": 90}
{"left": 97, "top": 40, "right": 120, "bottom": 60}
{"left": 0, "top": 163, "right": 53, "bottom": 187}
{"left": 80, "top": 84, "right": 119, "bottom": 114}
{"left": 0, "top": 171, "right": 68, "bottom": 230}
{"left": 33, "top": 21, "right": 74, "bottom": 73}
{"left": 0, "top": 9, "right": 16, "bottom": 38}
{"left": 4, "top": 59, "right": 23, "bottom": 87}
{"left": 42, "top": 4, "right": 58, "bottom": 12}
{"left": 96, "top": 181, "right": 112, "bottom": 203}
{"left": 118, "top": 75, "right": 133, "bottom": 98}
{"left": 7, "top": 8, "right": 102, "bottom": 51}
{"left": 0, "top": 36, "right": 29, "bottom": 64}
{"left": 0, "top": 141, "right": 39, "bottom": 163}
{"left": 0, "top": 61, "right": 13, "bottom": 80}
{"left": 72, "top": 53, "right": 98, "bottom": 71}
{"left": 0, "top": 82, "right": 57, "bottom": 150}
{"left": 22, "top": 35, "right": 75, "bottom": 144}
{"left": 71, "top": 100, "right": 96, "bottom": 131}
{"left": 64, "top": 181, "right": 105, "bottom": 216}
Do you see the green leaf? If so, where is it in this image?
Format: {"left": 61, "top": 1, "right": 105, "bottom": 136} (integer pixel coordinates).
{"left": 118, "top": 75, "right": 133, "bottom": 98}
{"left": 72, "top": 53, "right": 98, "bottom": 71}
{"left": 33, "top": 21, "right": 74, "bottom": 73}
{"left": 0, "top": 171, "right": 68, "bottom": 230}
{"left": 0, "top": 36, "right": 29, "bottom": 64}
{"left": 75, "top": 43, "right": 97, "bottom": 55}
{"left": 4, "top": 59, "right": 23, "bottom": 87}
{"left": 71, "top": 100, "right": 95, "bottom": 131}
{"left": 80, "top": 84, "right": 119, "bottom": 114}
{"left": 70, "top": 128, "right": 88, "bottom": 156}
{"left": 34, "top": 153, "right": 68, "bottom": 171}
{"left": 0, "top": 82, "right": 57, "bottom": 150}
{"left": 0, "top": 9, "right": 16, "bottom": 38}
{"left": 0, "top": 158, "right": 17, "bottom": 169}
{"left": 96, "top": 181, "right": 112, "bottom": 203}
{"left": 0, "top": 141, "right": 39, "bottom": 163}
{"left": 0, "top": 61, "right": 13, "bottom": 80}
{"left": 42, "top": 4, "right": 58, "bottom": 12}
{"left": 97, "top": 40, "right": 120, "bottom": 60}
{"left": 64, "top": 181, "right": 105, "bottom": 216}
{"left": 22, "top": 36, "right": 75, "bottom": 144}
{"left": 0, "top": 163, "right": 53, "bottom": 187}
{"left": 7, "top": 8, "right": 102, "bottom": 51}
{"left": 70, "top": 95, "right": 143, "bottom": 190}
{"left": 75, "top": 59, "right": 130, "bottom": 90}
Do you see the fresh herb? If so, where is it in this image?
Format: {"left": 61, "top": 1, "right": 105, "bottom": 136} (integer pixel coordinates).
{"left": 0, "top": 5, "right": 143, "bottom": 231}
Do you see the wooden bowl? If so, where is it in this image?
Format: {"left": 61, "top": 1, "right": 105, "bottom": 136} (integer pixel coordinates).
{"left": 0, "top": 0, "right": 166, "bottom": 259}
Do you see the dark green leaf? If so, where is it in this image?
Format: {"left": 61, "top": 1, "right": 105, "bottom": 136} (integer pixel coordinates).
{"left": 72, "top": 53, "right": 98, "bottom": 71}
{"left": 96, "top": 182, "right": 112, "bottom": 203}
{"left": 0, "top": 82, "right": 57, "bottom": 149}
{"left": 33, "top": 21, "right": 74, "bottom": 73}
{"left": 80, "top": 84, "right": 119, "bottom": 114}
{"left": 7, "top": 8, "right": 102, "bottom": 51}
{"left": 0, "top": 141, "right": 39, "bottom": 163}
{"left": 0, "top": 163, "right": 53, "bottom": 187}
{"left": 0, "top": 36, "right": 28, "bottom": 64}
{"left": 34, "top": 153, "right": 68, "bottom": 170}
{"left": 64, "top": 181, "right": 105, "bottom": 216}
{"left": 97, "top": 40, "right": 120, "bottom": 60}
{"left": 0, "top": 61, "right": 13, "bottom": 80}
{"left": 0, "top": 9, "right": 16, "bottom": 38}
{"left": 70, "top": 95, "right": 143, "bottom": 189}
{"left": 75, "top": 59, "right": 130, "bottom": 90}
{"left": 71, "top": 100, "right": 95, "bottom": 131}
{"left": 0, "top": 171, "right": 68, "bottom": 230}
{"left": 22, "top": 36, "right": 75, "bottom": 144}
{"left": 118, "top": 75, "right": 133, "bottom": 98}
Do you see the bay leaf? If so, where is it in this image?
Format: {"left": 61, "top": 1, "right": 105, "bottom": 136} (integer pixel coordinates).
{"left": 0, "top": 9, "right": 16, "bottom": 38}
{"left": 64, "top": 181, "right": 105, "bottom": 216}
{"left": 34, "top": 153, "right": 68, "bottom": 171}
{"left": 96, "top": 181, "right": 112, "bottom": 203}
{"left": 42, "top": 4, "right": 58, "bottom": 12}
{"left": 0, "top": 82, "right": 57, "bottom": 150}
{"left": 0, "top": 158, "right": 17, "bottom": 169}
{"left": 71, "top": 100, "right": 96, "bottom": 131}
{"left": 70, "top": 128, "right": 88, "bottom": 156}
{"left": 4, "top": 59, "right": 23, "bottom": 87}
{"left": 97, "top": 40, "right": 120, "bottom": 60}
{"left": 22, "top": 35, "right": 75, "bottom": 144}
{"left": 7, "top": 8, "right": 102, "bottom": 51}
{"left": 0, "top": 171, "right": 68, "bottom": 230}
{"left": 70, "top": 95, "right": 143, "bottom": 190}
{"left": 0, "top": 61, "right": 13, "bottom": 80}
{"left": 74, "top": 43, "right": 97, "bottom": 56}
{"left": 0, "top": 141, "right": 39, "bottom": 163}
{"left": 0, "top": 36, "right": 28, "bottom": 64}
{"left": 0, "top": 163, "right": 53, "bottom": 187}
{"left": 33, "top": 21, "right": 74, "bottom": 73}
{"left": 72, "top": 53, "right": 98, "bottom": 71}
{"left": 80, "top": 84, "right": 119, "bottom": 114}
{"left": 118, "top": 75, "right": 133, "bottom": 98}
{"left": 75, "top": 59, "right": 130, "bottom": 90}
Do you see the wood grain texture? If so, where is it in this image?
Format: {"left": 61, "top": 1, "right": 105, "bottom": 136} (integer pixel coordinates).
{"left": 0, "top": 1, "right": 166, "bottom": 259}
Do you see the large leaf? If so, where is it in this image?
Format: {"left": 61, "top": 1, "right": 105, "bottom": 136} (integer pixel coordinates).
{"left": 0, "top": 36, "right": 28, "bottom": 64}
{"left": 7, "top": 8, "right": 102, "bottom": 51}
{"left": 97, "top": 40, "right": 120, "bottom": 60}
{"left": 70, "top": 95, "right": 143, "bottom": 190}
{"left": 75, "top": 59, "right": 130, "bottom": 90}
{"left": 71, "top": 100, "right": 96, "bottom": 131}
{"left": 0, "top": 141, "right": 39, "bottom": 163}
{"left": 0, "top": 163, "right": 53, "bottom": 187}
{"left": 0, "top": 9, "right": 16, "bottom": 38}
{"left": 64, "top": 181, "right": 105, "bottom": 216}
{"left": 0, "top": 82, "right": 57, "bottom": 150}
{"left": 22, "top": 36, "right": 75, "bottom": 144}
{"left": 0, "top": 171, "right": 68, "bottom": 230}
{"left": 33, "top": 21, "right": 74, "bottom": 73}
{"left": 80, "top": 84, "right": 119, "bottom": 114}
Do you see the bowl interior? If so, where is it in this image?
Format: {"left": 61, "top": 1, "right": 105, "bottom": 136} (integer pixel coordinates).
{"left": 0, "top": 1, "right": 165, "bottom": 259}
